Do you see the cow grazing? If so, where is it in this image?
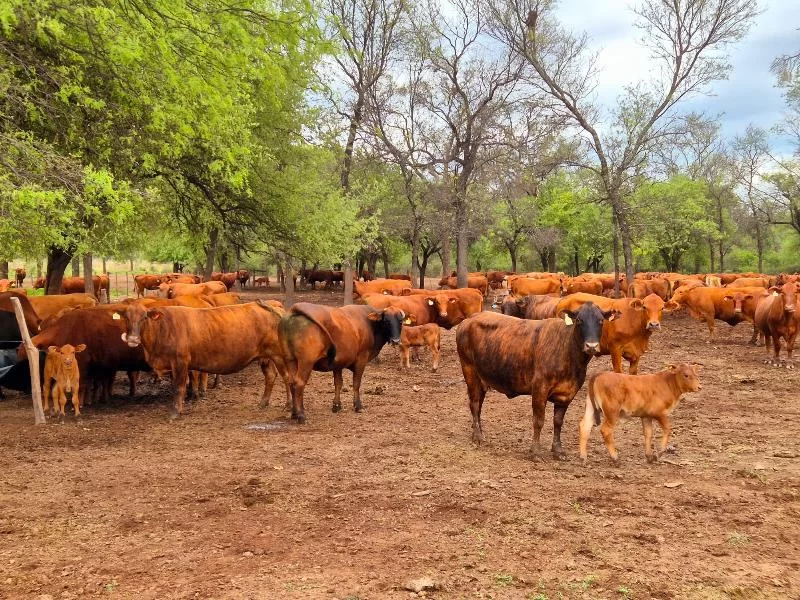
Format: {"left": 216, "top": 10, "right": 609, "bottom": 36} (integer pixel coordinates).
{"left": 254, "top": 276, "right": 270, "bottom": 287}
{"left": 669, "top": 286, "right": 766, "bottom": 342}
{"left": 579, "top": 364, "right": 702, "bottom": 465}
{"left": 755, "top": 283, "right": 799, "bottom": 367}
{"left": 119, "top": 301, "right": 290, "bottom": 415}
{"left": 399, "top": 322, "right": 441, "bottom": 371}
{"left": 43, "top": 344, "right": 87, "bottom": 418}
{"left": 456, "top": 302, "right": 618, "bottom": 458}
{"left": 279, "top": 303, "right": 406, "bottom": 423}
{"left": 134, "top": 274, "right": 167, "bottom": 297}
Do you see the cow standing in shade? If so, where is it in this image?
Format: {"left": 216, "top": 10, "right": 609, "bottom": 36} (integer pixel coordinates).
{"left": 456, "top": 302, "right": 618, "bottom": 459}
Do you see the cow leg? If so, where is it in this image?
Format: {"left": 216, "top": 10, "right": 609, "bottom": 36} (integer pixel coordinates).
{"left": 128, "top": 371, "right": 137, "bottom": 397}
{"left": 431, "top": 340, "right": 440, "bottom": 372}
{"left": 785, "top": 332, "right": 797, "bottom": 369}
{"left": 749, "top": 324, "right": 759, "bottom": 345}
{"left": 411, "top": 347, "right": 421, "bottom": 362}
{"left": 332, "top": 369, "right": 344, "bottom": 413}
{"left": 610, "top": 348, "right": 624, "bottom": 373}
{"left": 259, "top": 360, "right": 279, "bottom": 408}
{"left": 200, "top": 372, "right": 209, "bottom": 396}
{"left": 42, "top": 379, "right": 52, "bottom": 416}
{"left": 578, "top": 400, "right": 595, "bottom": 464}
{"left": 399, "top": 345, "right": 410, "bottom": 368}
{"left": 71, "top": 382, "right": 81, "bottom": 418}
{"left": 599, "top": 417, "right": 620, "bottom": 466}
{"left": 642, "top": 417, "right": 656, "bottom": 463}
{"left": 627, "top": 355, "right": 641, "bottom": 375}
{"left": 173, "top": 364, "right": 189, "bottom": 416}
{"left": 656, "top": 414, "right": 673, "bottom": 457}
{"left": 705, "top": 318, "right": 715, "bottom": 343}
{"left": 771, "top": 334, "right": 782, "bottom": 366}
{"left": 551, "top": 402, "right": 568, "bottom": 460}
{"left": 212, "top": 374, "right": 221, "bottom": 389}
{"left": 351, "top": 362, "right": 367, "bottom": 413}
{"left": 462, "top": 363, "right": 486, "bottom": 443}
{"left": 289, "top": 361, "right": 312, "bottom": 424}
{"left": 530, "top": 395, "right": 547, "bottom": 454}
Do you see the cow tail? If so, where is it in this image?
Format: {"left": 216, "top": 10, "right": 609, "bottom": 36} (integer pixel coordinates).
{"left": 289, "top": 306, "right": 338, "bottom": 363}
{"left": 587, "top": 374, "right": 602, "bottom": 426}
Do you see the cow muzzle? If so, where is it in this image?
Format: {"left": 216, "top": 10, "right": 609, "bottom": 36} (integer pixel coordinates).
{"left": 390, "top": 338, "right": 401, "bottom": 345}
{"left": 583, "top": 342, "right": 600, "bottom": 355}
{"left": 122, "top": 332, "right": 141, "bottom": 347}
{"left": 647, "top": 322, "right": 661, "bottom": 331}
{"left": 734, "top": 307, "right": 742, "bottom": 314}
{"left": 786, "top": 305, "right": 796, "bottom": 313}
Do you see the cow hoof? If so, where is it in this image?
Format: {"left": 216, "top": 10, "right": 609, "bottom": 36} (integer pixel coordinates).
{"left": 581, "top": 457, "right": 589, "bottom": 467}
{"left": 354, "top": 403, "right": 364, "bottom": 413}
{"left": 611, "top": 458, "right": 621, "bottom": 467}
{"left": 646, "top": 454, "right": 657, "bottom": 464}
{"left": 552, "top": 452, "right": 567, "bottom": 461}
{"left": 331, "top": 404, "right": 342, "bottom": 413}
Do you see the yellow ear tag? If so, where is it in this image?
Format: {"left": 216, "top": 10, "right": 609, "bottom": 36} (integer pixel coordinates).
{"left": 564, "top": 314, "right": 574, "bottom": 326}
{"left": 772, "top": 291, "right": 779, "bottom": 296}
{"left": 403, "top": 317, "right": 412, "bottom": 325}
{"left": 112, "top": 312, "right": 121, "bottom": 320}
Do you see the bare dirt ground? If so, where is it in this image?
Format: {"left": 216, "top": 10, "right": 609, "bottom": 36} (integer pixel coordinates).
{"left": 1, "top": 285, "right": 799, "bottom": 600}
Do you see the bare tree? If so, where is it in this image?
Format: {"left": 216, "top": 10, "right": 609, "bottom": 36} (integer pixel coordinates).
{"left": 324, "top": 0, "right": 406, "bottom": 302}
{"left": 486, "top": 0, "right": 759, "bottom": 284}
{"left": 411, "top": 0, "right": 527, "bottom": 287}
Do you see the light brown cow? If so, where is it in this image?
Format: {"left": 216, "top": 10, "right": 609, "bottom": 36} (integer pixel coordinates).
{"left": 628, "top": 278, "right": 671, "bottom": 300}
{"left": 579, "top": 363, "right": 702, "bottom": 465}
{"left": 669, "top": 286, "right": 766, "bottom": 342}
{"left": 561, "top": 277, "right": 603, "bottom": 296}
{"left": 159, "top": 281, "right": 227, "bottom": 298}
{"left": 134, "top": 274, "right": 168, "bottom": 297}
{"left": 43, "top": 343, "right": 87, "bottom": 417}
{"left": 353, "top": 279, "right": 413, "bottom": 300}
{"left": 727, "top": 277, "right": 769, "bottom": 289}
{"left": 28, "top": 293, "right": 98, "bottom": 321}
{"left": 510, "top": 277, "right": 561, "bottom": 297}
{"left": 399, "top": 322, "right": 441, "bottom": 371}
{"left": 439, "top": 275, "right": 489, "bottom": 297}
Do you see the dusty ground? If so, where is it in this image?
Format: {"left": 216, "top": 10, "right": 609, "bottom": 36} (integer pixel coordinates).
{"left": 1, "top": 285, "right": 799, "bottom": 600}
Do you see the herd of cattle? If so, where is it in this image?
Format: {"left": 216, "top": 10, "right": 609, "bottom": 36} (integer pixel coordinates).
{"left": 0, "top": 267, "right": 797, "bottom": 465}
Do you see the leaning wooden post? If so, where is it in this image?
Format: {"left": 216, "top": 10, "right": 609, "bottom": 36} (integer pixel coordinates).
{"left": 10, "top": 296, "right": 45, "bottom": 425}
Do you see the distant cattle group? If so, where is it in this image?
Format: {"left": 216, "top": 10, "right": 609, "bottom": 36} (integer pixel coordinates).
{"left": 0, "top": 265, "right": 798, "bottom": 468}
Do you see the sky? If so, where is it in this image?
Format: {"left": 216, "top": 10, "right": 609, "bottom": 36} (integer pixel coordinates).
{"left": 554, "top": 0, "right": 800, "bottom": 153}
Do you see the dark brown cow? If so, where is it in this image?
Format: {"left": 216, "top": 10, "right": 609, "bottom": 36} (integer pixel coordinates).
{"left": 755, "top": 283, "right": 799, "bottom": 367}
{"left": 254, "top": 276, "right": 270, "bottom": 287}
{"left": 29, "top": 305, "right": 150, "bottom": 406}
{"left": 556, "top": 293, "right": 673, "bottom": 373}
{"left": 134, "top": 274, "right": 167, "bottom": 297}
{"left": 236, "top": 269, "right": 250, "bottom": 288}
{"left": 499, "top": 294, "right": 559, "bottom": 320}
{"left": 0, "top": 292, "right": 41, "bottom": 342}
{"left": 456, "top": 302, "right": 617, "bottom": 459}
{"left": 33, "top": 276, "right": 46, "bottom": 289}
{"left": 119, "top": 301, "right": 290, "bottom": 415}
{"left": 304, "top": 269, "right": 334, "bottom": 289}
{"left": 279, "top": 303, "right": 405, "bottom": 423}
{"left": 14, "top": 268, "right": 25, "bottom": 288}
{"left": 360, "top": 270, "right": 375, "bottom": 281}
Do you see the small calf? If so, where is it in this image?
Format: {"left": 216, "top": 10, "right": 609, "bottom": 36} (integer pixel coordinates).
{"left": 579, "top": 363, "right": 701, "bottom": 465}
{"left": 43, "top": 344, "right": 87, "bottom": 417}
{"left": 399, "top": 322, "right": 441, "bottom": 372}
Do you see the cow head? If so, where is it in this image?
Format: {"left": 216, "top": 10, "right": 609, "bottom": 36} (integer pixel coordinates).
{"left": 116, "top": 304, "right": 163, "bottom": 348}
{"left": 559, "top": 301, "right": 619, "bottom": 356}
{"left": 666, "top": 363, "right": 702, "bottom": 393}
{"left": 630, "top": 293, "right": 667, "bottom": 331}
{"left": 722, "top": 292, "right": 756, "bottom": 315}
{"left": 367, "top": 306, "right": 405, "bottom": 345}
{"left": 426, "top": 294, "right": 457, "bottom": 318}
{"left": 772, "top": 282, "right": 798, "bottom": 313}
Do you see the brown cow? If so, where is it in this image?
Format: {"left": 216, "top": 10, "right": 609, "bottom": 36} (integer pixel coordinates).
{"left": 0, "top": 279, "right": 13, "bottom": 292}
{"left": 510, "top": 277, "right": 561, "bottom": 297}
{"left": 388, "top": 273, "right": 412, "bottom": 281}
{"left": 60, "top": 275, "right": 109, "bottom": 299}
{"left": 401, "top": 287, "right": 484, "bottom": 322}
{"left": 33, "top": 276, "right": 46, "bottom": 289}
{"left": 399, "top": 322, "right": 441, "bottom": 371}
{"left": 579, "top": 363, "right": 702, "bottom": 465}
{"left": 439, "top": 275, "right": 489, "bottom": 297}
{"left": 669, "top": 286, "right": 766, "bottom": 342}
{"left": 628, "top": 278, "right": 671, "bottom": 300}
{"left": 363, "top": 292, "right": 465, "bottom": 329}
{"left": 14, "top": 267, "right": 26, "bottom": 288}
{"left": 134, "top": 274, "right": 167, "bottom": 297}
{"left": 486, "top": 271, "right": 508, "bottom": 289}
{"left": 0, "top": 292, "right": 41, "bottom": 339}
{"left": 28, "top": 293, "right": 98, "bottom": 321}
{"left": 166, "top": 273, "right": 201, "bottom": 284}
{"left": 727, "top": 277, "right": 769, "bottom": 289}
{"left": 353, "top": 279, "right": 412, "bottom": 300}
{"left": 236, "top": 269, "right": 250, "bottom": 288}
{"left": 42, "top": 344, "right": 87, "bottom": 418}
{"left": 755, "top": 283, "right": 799, "bottom": 367}
{"left": 119, "top": 301, "right": 290, "bottom": 415}
{"left": 211, "top": 272, "right": 238, "bottom": 290}
{"left": 705, "top": 275, "right": 722, "bottom": 287}
{"left": 204, "top": 292, "right": 241, "bottom": 306}
{"left": 457, "top": 303, "right": 618, "bottom": 458}
{"left": 279, "top": 303, "right": 405, "bottom": 423}
{"left": 562, "top": 277, "right": 603, "bottom": 296}
{"left": 253, "top": 276, "right": 270, "bottom": 287}
{"left": 159, "top": 281, "right": 227, "bottom": 298}
{"left": 499, "top": 294, "right": 559, "bottom": 320}
{"left": 556, "top": 293, "right": 674, "bottom": 373}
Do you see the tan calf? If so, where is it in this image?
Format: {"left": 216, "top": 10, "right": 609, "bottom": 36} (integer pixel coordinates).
{"left": 43, "top": 344, "right": 87, "bottom": 417}
{"left": 399, "top": 323, "right": 441, "bottom": 372}
{"left": 579, "top": 363, "right": 701, "bottom": 465}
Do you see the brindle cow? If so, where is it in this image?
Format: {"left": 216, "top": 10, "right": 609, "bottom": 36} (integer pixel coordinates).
{"left": 456, "top": 302, "right": 618, "bottom": 459}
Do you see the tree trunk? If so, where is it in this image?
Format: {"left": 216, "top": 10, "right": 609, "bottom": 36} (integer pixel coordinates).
{"left": 380, "top": 245, "right": 390, "bottom": 278}
{"left": 0, "top": 261, "right": 7, "bottom": 279}
{"left": 419, "top": 252, "right": 430, "bottom": 289}
{"left": 341, "top": 92, "right": 364, "bottom": 192}
{"left": 612, "top": 213, "right": 621, "bottom": 297}
{"left": 204, "top": 227, "right": 219, "bottom": 280}
{"left": 219, "top": 250, "right": 230, "bottom": 273}
{"left": 719, "top": 241, "right": 726, "bottom": 272}
{"left": 102, "top": 257, "right": 107, "bottom": 274}
{"left": 547, "top": 248, "right": 556, "bottom": 272}
{"left": 343, "top": 261, "right": 354, "bottom": 306}
{"left": 708, "top": 240, "right": 716, "bottom": 272}
{"left": 46, "top": 246, "right": 73, "bottom": 295}
{"left": 455, "top": 200, "right": 469, "bottom": 288}
{"left": 410, "top": 225, "right": 421, "bottom": 285}
{"left": 284, "top": 259, "right": 295, "bottom": 308}
{"left": 616, "top": 209, "right": 635, "bottom": 283}
{"left": 36, "top": 258, "right": 43, "bottom": 278}
{"left": 71, "top": 256, "right": 80, "bottom": 277}
{"left": 440, "top": 232, "right": 451, "bottom": 278}
{"left": 129, "top": 258, "right": 134, "bottom": 272}
{"left": 83, "top": 253, "right": 95, "bottom": 299}
{"left": 574, "top": 247, "right": 580, "bottom": 276}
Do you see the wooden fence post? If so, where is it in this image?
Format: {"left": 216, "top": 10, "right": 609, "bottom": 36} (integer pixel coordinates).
{"left": 10, "top": 296, "right": 45, "bottom": 425}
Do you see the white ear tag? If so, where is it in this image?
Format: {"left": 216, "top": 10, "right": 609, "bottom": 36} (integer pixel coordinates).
{"left": 403, "top": 318, "right": 412, "bottom": 325}
{"left": 427, "top": 299, "right": 434, "bottom": 306}
{"left": 564, "top": 314, "right": 574, "bottom": 326}
{"left": 772, "top": 291, "right": 779, "bottom": 296}
{"left": 112, "top": 312, "right": 121, "bottom": 320}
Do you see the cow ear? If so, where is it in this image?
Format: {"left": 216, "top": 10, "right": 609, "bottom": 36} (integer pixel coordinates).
{"left": 744, "top": 294, "right": 754, "bottom": 300}
{"left": 629, "top": 299, "right": 644, "bottom": 310}
{"left": 400, "top": 288, "right": 412, "bottom": 296}
{"left": 47, "top": 346, "right": 59, "bottom": 354}
{"left": 603, "top": 309, "right": 622, "bottom": 321}
{"left": 768, "top": 286, "right": 780, "bottom": 293}
{"left": 146, "top": 309, "right": 163, "bottom": 320}
{"left": 557, "top": 310, "right": 575, "bottom": 326}
{"left": 75, "top": 344, "right": 87, "bottom": 353}
{"left": 664, "top": 300, "right": 680, "bottom": 311}
{"left": 722, "top": 295, "right": 733, "bottom": 302}
{"left": 367, "top": 311, "right": 382, "bottom": 321}
{"left": 663, "top": 363, "right": 677, "bottom": 370}
{"left": 449, "top": 297, "right": 457, "bottom": 304}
